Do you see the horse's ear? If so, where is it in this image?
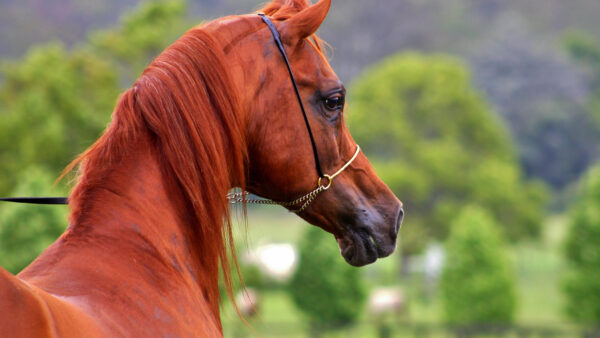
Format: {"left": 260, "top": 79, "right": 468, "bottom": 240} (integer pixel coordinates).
{"left": 280, "top": 0, "right": 331, "bottom": 45}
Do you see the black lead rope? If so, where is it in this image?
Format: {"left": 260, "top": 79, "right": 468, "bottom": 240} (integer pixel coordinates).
{"left": 0, "top": 14, "right": 325, "bottom": 206}
{"left": 258, "top": 13, "right": 324, "bottom": 178}
{"left": 0, "top": 197, "right": 68, "bottom": 205}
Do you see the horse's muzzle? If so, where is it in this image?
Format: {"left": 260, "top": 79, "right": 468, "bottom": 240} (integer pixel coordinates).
{"left": 337, "top": 201, "right": 403, "bottom": 267}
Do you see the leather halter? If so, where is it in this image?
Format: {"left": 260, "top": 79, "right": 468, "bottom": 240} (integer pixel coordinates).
{"left": 0, "top": 14, "right": 361, "bottom": 212}
{"left": 258, "top": 13, "right": 324, "bottom": 178}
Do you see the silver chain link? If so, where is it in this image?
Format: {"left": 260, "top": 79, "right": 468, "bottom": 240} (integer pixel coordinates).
{"left": 226, "top": 184, "right": 325, "bottom": 213}
{"left": 228, "top": 145, "right": 360, "bottom": 213}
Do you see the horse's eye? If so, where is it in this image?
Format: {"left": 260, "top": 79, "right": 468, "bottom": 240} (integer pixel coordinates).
{"left": 323, "top": 93, "right": 345, "bottom": 112}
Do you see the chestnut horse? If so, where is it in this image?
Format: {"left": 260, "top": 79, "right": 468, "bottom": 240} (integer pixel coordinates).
{"left": 0, "top": 0, "right": 403, "bottom": 336}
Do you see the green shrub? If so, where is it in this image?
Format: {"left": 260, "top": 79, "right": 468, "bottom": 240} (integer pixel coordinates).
{"left": 0, "top": 0, "right": 189, "bottom": 196}
{"left": 563, "top": 165, "right": 600, "bottom": 325}
{"left": 288, "top": 226, "right": 367, "bottom": 332}
{"left": 0, "top": 167, "right": 68, "bottom": 273}
{"left": 0, "top": 43, "right": 119, "bottom": 195}
{"left": 440, "top": 205, "right": 516, "bottom": 327}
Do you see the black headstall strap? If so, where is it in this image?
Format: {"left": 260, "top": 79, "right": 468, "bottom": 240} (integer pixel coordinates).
{"left": 258, "top": 13, "right": 324, "bottom": 178}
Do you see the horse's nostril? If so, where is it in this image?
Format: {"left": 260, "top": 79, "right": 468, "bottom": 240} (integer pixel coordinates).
{"left": 395, "top": 208, "right": 404, "bottom": 234}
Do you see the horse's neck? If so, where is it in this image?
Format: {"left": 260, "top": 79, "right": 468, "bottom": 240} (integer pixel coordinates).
{"left": 19, "top": 139, "right": 223, "bottom": 329}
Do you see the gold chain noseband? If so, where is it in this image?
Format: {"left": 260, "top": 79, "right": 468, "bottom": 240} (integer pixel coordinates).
{"left": 227, "top": 145, "right": 360, "bottom": 213}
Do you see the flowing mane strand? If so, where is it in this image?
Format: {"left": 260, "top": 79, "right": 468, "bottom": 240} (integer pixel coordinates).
{"left": 64, "top": 27, "right": 246, "bottom": 318}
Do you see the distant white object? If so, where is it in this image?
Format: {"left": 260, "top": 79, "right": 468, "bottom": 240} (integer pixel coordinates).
{"left": 368, "top": 287, "right": 405, "bottom": 316}
{"left": 423, "top": 242, "right": 445, "bottom": 299}
{"left": 235, "top": 288, "right": 259, "bottom": 317}
{"left": 424, "top": 242, "right": 445, "bottom": 281}
{"left": 246, "top": 243, "right": 298, "bottom": 282}
{"left": 405, "top": 242, "right": 446, "bottom": 276}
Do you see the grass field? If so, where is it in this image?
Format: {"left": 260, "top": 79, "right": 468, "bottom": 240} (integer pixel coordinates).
{"left": 221, "top": 206, "right": 581, "bottom": 337}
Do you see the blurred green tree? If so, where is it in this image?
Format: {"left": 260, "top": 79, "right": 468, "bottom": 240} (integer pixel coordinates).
{"left": 440, "top": 205, "right": 516, "bottom": 328}
{"left": 0, "top": 167, "right": 68, "bottom": 274}
{"left": 90, "top": 0, "right": 188, "bottom": 80}
{"left": 564, "top": 32, "right": 600, "bottom": 84}
{"left": 563, "top": 165, "right": 600, "bottom": 326}
{"left": 564, "top": 31, "right": 600, "bottom": 126}
{"left": 0, "top": 44, "right": 119, "bottom": 195}
{"left": 347, "top": 52, "right": 546, "bottom": 256}
{"left": 289, "top": 226, "right": 367, "bottom": 334}
{"left": 0, "top": 0, "right": 189, "bottom": 196}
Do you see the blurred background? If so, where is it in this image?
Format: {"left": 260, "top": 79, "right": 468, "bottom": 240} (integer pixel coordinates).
{"left": 1, "top": 0, "right": 600, "bottom": 336}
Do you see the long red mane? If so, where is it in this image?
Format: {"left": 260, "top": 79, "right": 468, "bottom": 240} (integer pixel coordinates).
{"left": 63, "top": 29, "right": 246, "bottom": 317}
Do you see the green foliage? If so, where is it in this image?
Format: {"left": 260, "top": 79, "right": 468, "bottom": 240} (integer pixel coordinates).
{"left": 90, "top": 0, "right": 189, "bottom": 78}
{"left": 0, "top": 167, "right": 68, "bottom": 273}
{"left": 0, "top": 43, "right": 119, "bottom": 195}
{"left": 347, "top": 52, "right": 546, "bottom": 255}
{"left": 440, "top": 205, "right": 516, "bottom": 326}
{"left": 239, "top": 260, "right": 265, "bottom": 291}
{"left": 564, "top": 31, "right": 600, "bottom": 89}
{"left": 563, "top": 165, "right": 600, "bottom": 325}
{"left": 288, "top": 226, "right": 367, "bottom": 331}
{"left": 0, "top": 0, "right": 191, "bottom": 197}
{"left": 564, "top": 31, "right": 600, "bottom": 126}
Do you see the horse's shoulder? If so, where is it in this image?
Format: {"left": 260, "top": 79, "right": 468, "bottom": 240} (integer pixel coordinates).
{"left": 0, "top": 267, "right": 57, "bottom": 337}
{"left": 0, "top": 267, "right": 105, "bottom": 337}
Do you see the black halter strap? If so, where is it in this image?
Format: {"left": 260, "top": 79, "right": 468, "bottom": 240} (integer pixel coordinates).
{"left": 258, "top": 13, "right": 324, "bottom": 178}
{"left": 0, "top": 14, "right": 325, "bottom": 206}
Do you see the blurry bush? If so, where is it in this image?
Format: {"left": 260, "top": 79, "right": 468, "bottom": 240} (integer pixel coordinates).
{"left": 90, "top": 0, "right": 188, "bottom": 80}
{"left": 0, "top": 167, "right": 68, "bottom": 273}
{"left": 0, "top": 0, "right": 188, "bottom": 196}
{"left": 0, "top": 44, "right": 119, "bottom": 194}
{"left": 289, "top": 226, "right": 366, "bottom": 333}
{"left": 347, "top": 52, "right": 546, "bottom": 256}
{"left": 563, "top": 165, "right": 600, "bottom": 326}
{"left": 564, "top": 31, "right": 600, "bottom": 127}
{"left": 440, "top": 205, "right": 516, "bottom": 328}
{"left": 238, "top": 261, "right": 265, "bottom": 291}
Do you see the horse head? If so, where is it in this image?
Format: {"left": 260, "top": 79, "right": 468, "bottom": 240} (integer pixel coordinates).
{"left": 218, "top": 0, "right": 404, "bottom": 266}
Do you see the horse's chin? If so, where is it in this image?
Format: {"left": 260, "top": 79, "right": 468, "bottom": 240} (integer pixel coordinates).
{"left": 336, "top": 229, "right": 379, "bottom": 267}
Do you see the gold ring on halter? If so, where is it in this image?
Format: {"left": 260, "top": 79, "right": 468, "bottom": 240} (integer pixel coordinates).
{"left": 318, "top": 145, "right": 360, "bottom": 191}
{"left": 318, "top": 174, "right": 333, "bottom": 190}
